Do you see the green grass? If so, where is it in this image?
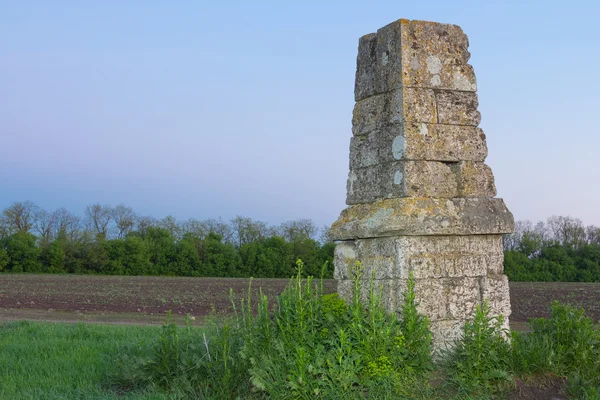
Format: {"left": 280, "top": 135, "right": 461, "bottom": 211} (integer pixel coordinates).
{"left": 2, "top": 266, "right": 599, "bottom": 399}
{"left": 0, "top": 321, "right": 169, "bottom": 400}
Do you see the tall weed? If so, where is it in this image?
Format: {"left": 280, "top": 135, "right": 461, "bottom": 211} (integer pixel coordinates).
{"left": 443, "top": 300, "right": 512, "bottom": 395}
{"left": 512, "top": 301, "right": 600, "bottom": 398}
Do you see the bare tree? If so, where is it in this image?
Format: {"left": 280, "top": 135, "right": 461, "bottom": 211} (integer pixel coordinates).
{"left": 159, "top": 215, "right": 181, "bottom": 239}
{"left": 180, "top": 218, "right": 208, "bottom": 239}
{"left": 503, "top": 220, "right": 533, "bottom": 251}
{"left": 202, "top": 218, "right": 234, "bottom": 243}
{"left": 318, "top": 224, "right": 334, "bottom": 244}
{"left": 279, "top": 219, "right": 318, "bottom": 242}
{"left": 136, "top": 215, "right": 158, "bottom": 237}
{"left": 586, "top": 225, "right": 600, "bottom": 245}
{"left": 0, "top": 222, "right": 8, "bottom": 239}
{"left": 34, "top": 208, "right": 57, "bottom": 244}
{"left": 231, "top": 216, "right": 271, "bottom": 247}
{"left": 84, "top": 204, "right": 114, "bottom": 238}
{"left": 1, "top": 201, "right": 39, "bottom": 234}
{"left": 547, "top": 215, "right": 586, "bottom": 248}
{"left": 54, "top": 208, "right": 82, "bottom": 241}
{"left": 534, "top": 221, "right": 549, "bottom": 244}
{"left": 112, "top": 204, "right": 136, "bottom": 239}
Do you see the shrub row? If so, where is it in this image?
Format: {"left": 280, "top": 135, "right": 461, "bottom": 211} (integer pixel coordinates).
{"left": 112, "top": 262, "right": 600, "bottom": 399}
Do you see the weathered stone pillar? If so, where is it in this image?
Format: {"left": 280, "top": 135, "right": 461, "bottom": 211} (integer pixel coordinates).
{"left": 330, "top": 18, "right": 514, "bottom": 348}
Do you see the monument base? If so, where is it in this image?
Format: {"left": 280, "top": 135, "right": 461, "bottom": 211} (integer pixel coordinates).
{"left": 333, "top": 234, "right": 511, "bottom": 349}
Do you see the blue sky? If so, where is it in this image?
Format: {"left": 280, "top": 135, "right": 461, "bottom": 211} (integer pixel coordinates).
{"left": 1, "top": 0, "right": 598, "bottom": 228}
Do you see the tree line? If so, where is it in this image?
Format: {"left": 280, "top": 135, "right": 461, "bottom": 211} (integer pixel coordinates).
{"left": 2, "top": 201, "right": 600, "bottom": 282}
{"left": 503, "top": 216, "right": 600, "bottom": 282}
{"left": 0, "top": 201, "right": 335, "bottom": 278}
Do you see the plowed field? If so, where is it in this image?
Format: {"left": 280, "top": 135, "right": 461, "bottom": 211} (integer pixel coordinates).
{"left": 0, "top": 274, "right": 598, "bottom": 327}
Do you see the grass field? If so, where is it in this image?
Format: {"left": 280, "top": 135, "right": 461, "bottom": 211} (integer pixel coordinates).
{"left": 1, "top": 274, "right": 599, "bottom": 399}
{"left": 0, "top": 321, "right": 167, "bottom": 399}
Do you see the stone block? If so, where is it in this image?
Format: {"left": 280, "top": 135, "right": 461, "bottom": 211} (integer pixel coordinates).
{"left": 401, "top": 277, "right": 480, "bottom": 321}
{"left": 349, "top": 128, "right": 399, "bottom": 169}
{"left": 337, "top": 278, "right": 401, "bottom": 312}
{"left": 402, "top": 161, "right": 457, "bottom": 198}
{"left": 352, "top": 88, "right": 437, "bottom": 138}
{"left": 355, "top": 33, "right": 378, "bottom": 101}
{"left": 333, "top": 241, "right": 357, "bottom": 280}
{"left": 347, "top": 161, "right": 462, "bottom": 204}
{"left": 402, "top": 123, "right": 487, "bottom": 161}
{"left": 396, "top": 235, "right": 504, "bottom": 279}
{"left": 404, "top": 88, "right": 437, "bottom": 123}
{"left": 347, "top": 160, "right": 498, "bottom": 203}
{"left": 458, "top": 161, "right": 496, "bottom": 197}
{"left": 334, "top": 237, "right": 398, "bottom": 280}
{"left": 340, "top": 276, "right": 481, "bottom": 321}
{"left": 346, "top": 162, "right": 405, "bottom": 204}
{"left": 352, "top": 91, "right": 402, "bottom": 136}
{"left": 374, "top": 20, "right": 404, "bottom": 95}
{"left": 430, "top": 319, "right": 465, "bottom": 348}
{"left": 480, "top": 274, "right": 512, "bottom": 318}
{"left": 331, "top": 197, "right": 514, "bottom": 240}
{"left": 435, "top": 90, "right": 481, "bottom": 126}
{"left": 399, "top": 19, "right": 476, "bottom": 91}
{"left": 334, "top": 236, "right": 504, "bottom": 282}
{"left": 350, "top": 123, "right": 487, "bottom": 166}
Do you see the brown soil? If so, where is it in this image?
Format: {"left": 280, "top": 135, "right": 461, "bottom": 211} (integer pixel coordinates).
{"left": 510, "top": 282, "right": 600, "bottom": 324}
{"left": 507, "top": 376, "right": 569, "bottom": 400}
{"left": 0, "top": 274, "right": 336, "bottom": 324}
{"left": 2, "top": 275, "right": 598, "bottom": 327}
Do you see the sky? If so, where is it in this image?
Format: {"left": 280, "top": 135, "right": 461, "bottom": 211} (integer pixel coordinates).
{"left": 1, "top": 0, "right": 599, "bottom": 228}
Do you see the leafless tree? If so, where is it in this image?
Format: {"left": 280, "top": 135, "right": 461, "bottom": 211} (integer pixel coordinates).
{"left": 279, "top": 219, "right": 318, "bottom": 242}
{"left": 503, "top": 220, "right": 533, "bottom": 251}
{"left": 136, "top": 215, "right": 158, "bottom": 237}
{"left": 34, "top": 208, "right": 57, "bottom": 244}
{"left": 84, "top": 204, "right": 114, "bottom": 238}
{"left": 0, "top": 224, "right": 7, "bottom": 239}
{"left": 534, "top": 221, "right": 549, "bottom": 243}
{"left": 319, "top": 224, "right": 333, "bottom": 244}
{"left": 202, "top": 218, "right": 234, "bottom": 243}
{"left": 53, "top": 208, "right": 82, "bottom": 241}
{"left": 1, "top": 201, "right": 39, "bottom": 234}
{"left": 231, "top": 216, "right": 271, "bottom": 247}
{"left": 547, "top": 215, "right": 586, "bottom": 248}
{"left": 159, "top": 215, "right": 181, "bottom": 239}
{"left": 586, "top": 225, "right": 600, "bottom": 245}
{"left": 180, "top": 218, "right": 208, "bottom": 239}
{"left": 112, "top": 204, "right": 136, "bottom": 239}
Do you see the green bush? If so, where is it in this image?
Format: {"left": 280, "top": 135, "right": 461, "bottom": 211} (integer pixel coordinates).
{"left": 238, "top": 261, "right": 433, "bottom": 399}
{"left": 113, "top": 260, "right": 434, "bottom": 398}
{"left": 512, "top": 301, "right": 600, "bottom": 398}
{"left": 112, "top": 266, "right": 600, "bottom": 399}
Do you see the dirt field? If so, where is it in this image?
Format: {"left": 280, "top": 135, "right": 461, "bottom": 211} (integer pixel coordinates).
{"left": 0, "top": 274, "right": 598, "bottom": 327}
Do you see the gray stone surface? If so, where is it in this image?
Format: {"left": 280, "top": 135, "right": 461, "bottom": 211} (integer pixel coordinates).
{"left": 351, "top": 123, "right": 488, "bottom": 165}
{"left": 336, "top": 18, "right": 514, "bottom": 350}
{"left": 337, "top": 275, "right": 498, "bottom": 323}
{"left": 354, "top": 19, "right": 479, "bottom": 100}
{"left": 435, "top": 90, "right": 481, "bottom": 126}
{"left": 355, "top": 34, "right": 377, "bottom": 102}
{"left": 458, "top": 161, "right": 496, "bottom": 197}
{"left": 399, "top": 19, "right": 476, "bottom": 91}
{"left": 402, "top": 123, "right": 488, "bottom": 161}
{"left": 334, "top": 235, "right": 504, "bottom": 281}
{"left": 346, "top": 161, "right": 496, "bottom": 204}
{"left": 332, "top": 197, "right": 514, "bottom": 240}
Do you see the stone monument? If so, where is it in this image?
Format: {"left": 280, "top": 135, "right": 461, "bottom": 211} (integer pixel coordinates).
{"left": 330, "top": 18, "right": 514, "bottom": 348}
